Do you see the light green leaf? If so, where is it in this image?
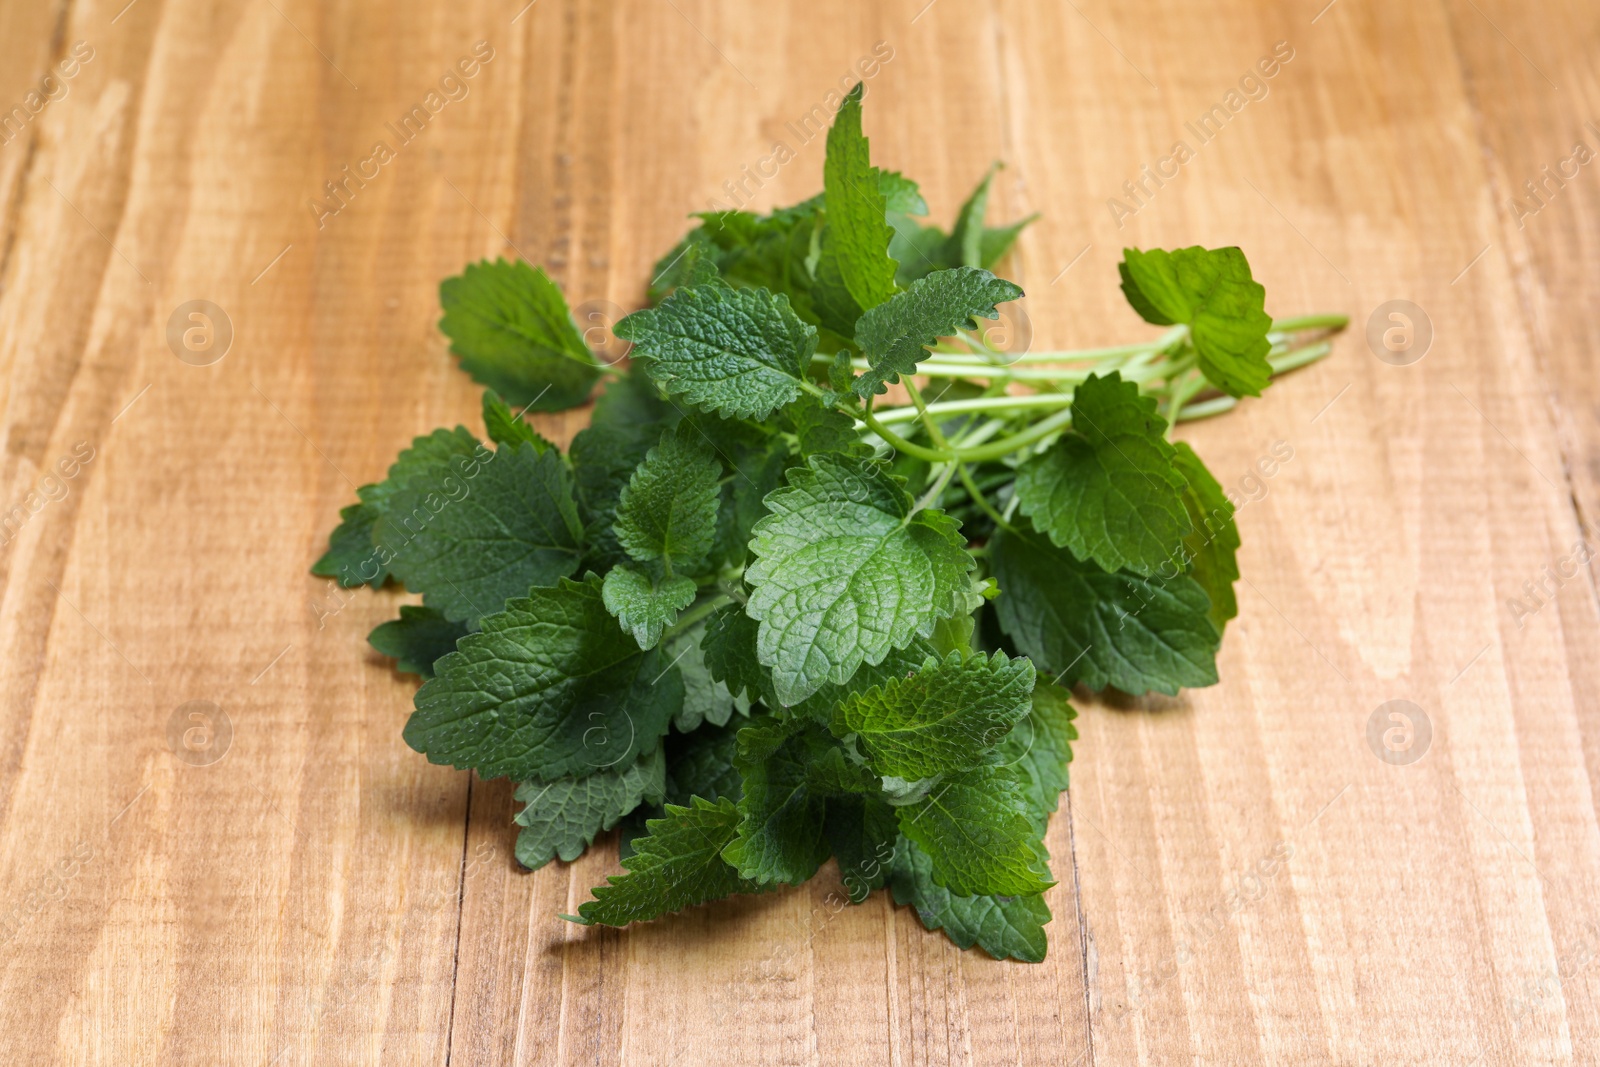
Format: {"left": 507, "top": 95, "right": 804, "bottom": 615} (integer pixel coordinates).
{"left": 744, "top": 453, "right": 973, "bottom": 706}
{"left": 513, "top": 745, "right": 667, "bottom": 870}
{"left": 990, "top": 524, "right": 1220, "bottom": 696}
{"left": 832, "top": 651, "right": 1035, "bottom": 779}
{"left": 367, "top": 605, "right": 469, "bottom": 679}
{"left": 573, "top": 796, "right": 775, "bottom": 926}
{"left": 1172, "top": 441, "right": 1240, "bottom": 632}
{"left": 404, "top": 576, "right": 683, "bottom": 781}
{"left": 616, "top": 285, "right": 818, "bottom": 420}
{"left": 852, "top": 267, "right": 1024, "bottom": 398}
{"left": 601, "top": 566, "right": 697, "bottom": 649}
{"left": 613, "top": 425, "right": 722, "bottom": 574}
{"left": 896, "top": 765, "right": 1055, "bottom": 897}
{"left": 889, "top": 837, "right": 1051, "bottom": 962}
{"left": 812, "top": 83, "right": 898, "bottom": 333}
{"left": 439, "top": 259, "right": 601, "bottom": 411}
{"left": 664, "top": 616, "right": 747, "bottom": 732}
{"left": 1119, "top": 246, "right": 1272, "bottom": 398}
{"left": 482, "top": 389, "right": 555, "bottom": 452}
{"left": 379, "top": 439, "right": 584, "bottom": 624}
{"left": 1013, "top": 371, "right": 1191, "bottom": 576}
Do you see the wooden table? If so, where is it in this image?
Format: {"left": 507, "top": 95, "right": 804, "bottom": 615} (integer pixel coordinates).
{"left": 2, "top": 0, "right": 1597, "bottom": 1063}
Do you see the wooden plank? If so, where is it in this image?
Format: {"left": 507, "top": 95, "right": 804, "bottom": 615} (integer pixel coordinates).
{"left": 991, "top": 0, "right": 1600, "bottom": 1062}
{"left": 0, "top": 0, "right": 1595, "bottom": 1064}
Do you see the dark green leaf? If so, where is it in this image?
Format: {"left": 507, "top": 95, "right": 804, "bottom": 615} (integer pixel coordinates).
{"left": 896, "top": 765, "right": 1054, "bottom": 897}
{"left": 1172, "top": 441, "right": 1240, "bottom": 632}
{"left": 889, "top": 837, "right": 1051, "bottom": 962}
{"left": 852, "top": 267, "right": 1023, "bottom": 398}
{"left": 574, "top": 796, "right": 774, "bottom": 926}
{"left": 439, "top": 259, "right": 601, "bottom": 411}
{"left": 613, "top": 425, "right": 722, "bottom": 574}
{"left": 722, "top": 719, "right": 835, "bottom": 884}
{"left": 482, "top": 389, "right": 555, "bottom": 452}
{"left": 513, "top": 745, "right": 667, "bottom": 870}
{"left": 1013, "top": 371, "right": 1191, "bottom": 576}
{"left": 825, "top": 794, "right": 900, "bottom": 902}
{"left": 368, "top": 605, "right": 469, "bottom": 678}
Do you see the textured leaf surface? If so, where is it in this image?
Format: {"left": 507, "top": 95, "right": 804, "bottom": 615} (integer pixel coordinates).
{"left": 439, "top": 259, "right": 600, "bottom": 411}
{"left": 404, "top": 576, "right": 682, "bottom": 781}
{"left": 311, "top": 487, "right": 389, "bottom": 588}
{"left": 832, "top": 651, "right": 1035, "bottom": 779}
{"left": 570, "top": 371, "right": 678, "bottom": 572}
{"left": 723, "top": 720, "right": 835, "bottom": 884}
{"left": 613, "top": 426, "right": 722, "bottom": 573}
{"left": 994, "top": 682, "right": 1077, "bottom": 826}
{"left": 367, "top": 605, "right": 469, "bottom": 678}
{"left": 990, "top": 524, "right": 1220, "bottom": 696}
{"left": 380, "top": 440, "right": 584, "bottom": 624}
{"left": 896, "top": 765, "right": 1054, "bottom": 897}
{"left": 482, "top": 389, "right": 554, "bottom": 452}
{"left": 1173, "top": 441, "right": 1241, "bottom": 632}
{"left": 513, "top": 745, "right": 667, "bottom": 870}
{"left": 601, "top": 566, "right": 697, "bottom": 649}
{"left": 616, "top": 285, "right": 817, "bottom": 420}
{"left": 852, "top": 267, "right": 1024, "bottom": 397}
{"left": 574, "top": 797, "right": 774, "bottom": 926}
{"left": 889, "top": 837, "right": 1051, "bottom": 962}
{"left": 825, "top": 795, "right": 900, "bottom": 902}
{"left": 813, "top": 84, "right": 898, "bottom": 332}
{"left": 1013, "top": 372, "right": 1191, "bottom": 576}
{"left": 1119, "top": 246, "right": 1272, "bottom": 398}
{"left": 744, "top": 453, "right": 972, "bottom": 706}
{"left": 664, "top": 617, "right": 745, "bottom": 732}
{"left": 664, "top": 717, "right": 745, "bottom": 806}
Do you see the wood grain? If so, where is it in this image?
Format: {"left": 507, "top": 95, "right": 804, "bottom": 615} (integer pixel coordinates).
{"left": 0, "top": 0, "right": 1595, "bottom": 1064}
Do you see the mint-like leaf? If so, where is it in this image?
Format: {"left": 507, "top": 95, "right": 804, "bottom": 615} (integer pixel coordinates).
{"left": 994, "top": 682, "right": 1076, "bottom": 826}
{"left": 889, "top": 837, "right": 1051, "bottom": 962}
{"left": 832, "top": 651, "right": 1035, "bottom": 779}
{"left": 482, "top": 389, "right": 555, "bottom": 452}
{"left": 853, "top": 266, "right": 1024, "bottom": 398}
{"left": 379, "top": 439, "right": 584, "bottom": 624}
{"left": 1172, "top": 442, "right": 1240, "bottom": 632}
{"left": 896, "top": 765, "right": 1054, "bottom": 897}
{"left": 601, "top": 566, "right": 697, "bottom": 649}
{"left": 812, "top": 83, "right": 898, "bottom": 334}
{"left": 825, "top": 795, "right": 900, "bottom": 902}
{"left": 514, "top": 745, "right": 667, "bottom": 870}
{"left": 616, "top": 285, "right": 818, "bottom": 420}
{"left": 404, "top": 575, "right": 682, "bottom": 781}
{"left": 368, "top": 605, "right": 469, "bottom": 678}
{"left": 1013, "top": 371, "right": 1191, "bottom": 576}
{"left": 613, "top": 425, "right": 722, "bottom": 574}
{"left": 722, "top": 719, "right": 835, "bottom": 884}
{"left": 990, "top": 523, "right": 1220, "bottom": 695}
{"left": 574, "top": 796, "right": 774, "bottom": 926}
{"left": 745, "top": 453, "right": 972, "bottom": 705}
{"left": 439, "top": 259, "right": 601, "bottom": 411}
{"left": 1119, "top": 246, "right": 1272, "bottom": 398}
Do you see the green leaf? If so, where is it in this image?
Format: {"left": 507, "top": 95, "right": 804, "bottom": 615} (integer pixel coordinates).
{"left": 852, "top": 267, "right": 1024, "bottom": 398}
{"left": 664, "top": 715, "right": 746, "bottom": 806}
{"left": 1013, "top": 371, "right": 1191, "bottom": 576}
{"left": 404, "top": 576, "right": 683, "bottom": 781}
{"left": 439, "top": 259, "right": 601, "bottom": 411}
{"left": 994, "top": 681, "right": 1077, "bottom": 826}
{"left": 574, "top": 796, "right": 774, "bottom": 926}
{"left": 570, "top": 370, "right": 678, "bottom": 572}
{"left": 832, "top": 651, "right": 1035, "bottom": 779}
{"left": 482, "top": 389, "right": 555, "bottom": 452}
{"left": 367, "top": 605, "right": 469, "bottom": 678}
{"left": 722, "top": 719, "right": 835, "bottom": 884}
{"left": 989, "top": 523, "right": 1220, "bottom": 696}
{"left": 700, "top": 603, "right": 768, "bottom": 706}
{"left": 878, "top": 170, "right": 928, "bottom": 216}
{"left": 1119, "top": 247, "right": 1272, "bottom": 398}
{"left": 601, "top": 566, "right": 698, "bottom": 649}
{"left": 616, "top": 285, "right": 818, "bottom": 420}
{"left": 784, "top": 394, "right": 866, "bottom": 460}
{"left": 613, "top": 425, "right": 722, "bottom": 574}
{"left": 664, "top": 615, "right": 747, "bottom": 732}
{"left": 947, "top": 163, "right": 998, "bottom": 269}
{"left": 744, "top": 453, "right": 973, "bottom": 706}
{"left": 889, "top": 837, "right": 1051, "bottom": 962}
{"left": 824, "top": 794, "right": 900, "bottom": 902}
{"left": 379, "top": 440, "right": 585, "bottom": 624}
{"left": 813, "top": 84, "right": 898, "bottom": 333}
{"left": 513, "top": 745, "right": 667, "bottom": 870}
{"left": 896, "top": 765, "right": 1054, "bottom": 897}
{"left": 1172, "top": 442, "right": 1240, "bottom": 632}
{"left": 312, "top": 486, "right": 389, "bottom": 588}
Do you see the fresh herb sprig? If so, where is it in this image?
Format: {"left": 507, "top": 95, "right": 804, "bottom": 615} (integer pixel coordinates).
{"left": 314, "top": 83, "right": 1345, "bottom": 963}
